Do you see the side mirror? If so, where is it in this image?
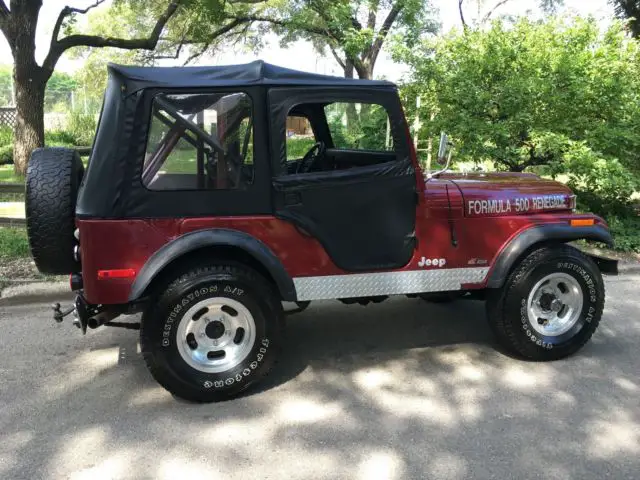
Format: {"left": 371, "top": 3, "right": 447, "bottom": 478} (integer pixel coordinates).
{"left": 437, "top": 132, "right": 449, "bottom": 165}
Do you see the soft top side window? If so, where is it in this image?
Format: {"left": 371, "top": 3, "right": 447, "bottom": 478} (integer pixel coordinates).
{"left": 324, "top": 102, "right": 393, "bottom": 151}
{"left": 143, "top": 92, "right": 254, "bottom": 191}
{"left": 279, "top": 100, "right": 397, "bottom": 176}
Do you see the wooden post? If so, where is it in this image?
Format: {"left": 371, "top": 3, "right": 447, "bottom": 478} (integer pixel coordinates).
{"left": 9, "top": 74, "right": 16, "bottom": 107}
{"left": 426, "top": 111, "right": 436, "bottom": 172}
{"left": 385, "top": 117, "right": 391, "bottom": 149}
{"left": 413, "top": 96, "right": 421, "bottom": 151}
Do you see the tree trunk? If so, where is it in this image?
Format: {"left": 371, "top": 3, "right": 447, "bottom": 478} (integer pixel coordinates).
{"left": 344, "top": 60, "right": 358, "bottom": 129}
{"left": 13, "top": 66, "right": 46, "bottom": 176}
{"left": 5, "top": 0, "right": 45, "bottom": 176}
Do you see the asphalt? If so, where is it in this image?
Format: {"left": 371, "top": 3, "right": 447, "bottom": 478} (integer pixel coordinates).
{"left": 0, "top": 274, "right": 638, "bottom": 480}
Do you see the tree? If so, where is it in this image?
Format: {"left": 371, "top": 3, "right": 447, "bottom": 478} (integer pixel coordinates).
{"left": 610, "top": 0, "right": 640, "bottom": 38}
{"left": 0, "top": 1, "right": 180, "bottom": 175}
{"left": 234, "top": 0, "right": 439, "bottom": 79}
{"left": 456, "top": 0, "right": 563, "bottom": 28}
{"left": 135, "top": 0, "right": 439, "bottom": 80}
{"left": 398, "top": 18, "right": 640, "bottom": 214}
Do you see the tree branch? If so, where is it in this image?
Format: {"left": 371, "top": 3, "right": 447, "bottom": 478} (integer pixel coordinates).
{"left": 458, "top": 0, "right": 468, "bottom": 28}
{"left": 328, "top": 43, "right": 346, "bottom": 70}
{"left": 230, "top": 13, "right": 328, "bottom": 36}
{"left": 367, "top": 1, "right": 378, "bottom": 30}
{"left": 351, "top": 57, "right": 369, "bottom": 79}
{"left": 50, "top": 0, "right": 107, "bottom": 51}
{"left": 181, "top": 17, "right": 249, "bottom": 64}
{"left": 0, "top": 0, "right": 10, "bottom": 37}
{"left": 367, "top": 1, "right": 403, "bottom": 67}
{"left": 43, "top": 1, "right": 180, "bottom": 73}
{"left": 151, "top": 34, "right": 187, "bottom": 60}
{"left": 480, "top": 0, "right": 511, "bottom": 24}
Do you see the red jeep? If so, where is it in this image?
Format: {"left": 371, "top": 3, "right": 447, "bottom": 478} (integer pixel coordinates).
{"left": 25, "top": 61, "right": 615, "bottom": 402}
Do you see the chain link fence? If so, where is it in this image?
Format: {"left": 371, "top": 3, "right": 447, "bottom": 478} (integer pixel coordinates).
{"left": 0, "top": 85, "right": 101, "bottom": 131}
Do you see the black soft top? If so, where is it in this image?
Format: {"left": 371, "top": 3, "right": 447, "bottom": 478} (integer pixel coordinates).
{"left": 109, "top": 60, "right": 394, "bottom": 94}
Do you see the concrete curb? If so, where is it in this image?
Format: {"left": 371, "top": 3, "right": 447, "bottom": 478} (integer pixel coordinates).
{"left": 0, "top": 282, "right": 74, "bottom": 307}
{"left": 618, "top": 262, "right": 640, "bottom": 275}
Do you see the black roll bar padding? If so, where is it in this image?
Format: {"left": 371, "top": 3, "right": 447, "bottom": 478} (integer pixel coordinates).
{"left": 155, "top": 96, "right": 225, "bottom": 154}
{"left": 153, "top": 109, "right": 200, "bottom": 150}
{"left": 142, "top": 124, "right": 185, "bottom": 185}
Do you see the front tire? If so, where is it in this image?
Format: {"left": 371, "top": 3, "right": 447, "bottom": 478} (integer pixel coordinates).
{"left": 141, "top": 264, "right": 284, "bottom": 402}
{"left": 486, "top": 245, "right": 604, "bottom": 360}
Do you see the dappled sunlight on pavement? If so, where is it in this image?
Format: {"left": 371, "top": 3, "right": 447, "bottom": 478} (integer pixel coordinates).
{"left": 0, "top": 275, "right": 638, "bottom": 479}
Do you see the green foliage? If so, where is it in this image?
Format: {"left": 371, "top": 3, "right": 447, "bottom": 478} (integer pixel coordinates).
{"left": 286, "top": 137, "right": 316, "bottom": 159}
{"left": 66, "top": 112, "right": 97, "bottom": 147}
{"left": 399, "top": 17, "right": 640, "bottom": 220}
{"left": 44, "top": 130, "right": 77, "bottom": 147}
{"left": 0, "top": 164, "right": 22, "bottom": 183}
{"left": 44, "top": 113, "right": 97, "bottom": 148}
{"left": 0, "top": 126, "right": 13, "bottom": 147}
{"left": 608, "top": 216, "right": 640, "bottom": 253}
{"left": 543, "top": 138, "right": 638, "bottom": 217}
{"left": 0, "top": 228, "right": 30, "bottom": 259}
{"left": 325, "top": 103, "right": 391, "bottom": 150}
{"left": 0, "top": 145, "right": 12, "bottom": 166}
{"left": 0, "top": 66, "right": 79, "bottom": 111}
{"left": 400, "top": 17, "right": 640, "bottom": 170}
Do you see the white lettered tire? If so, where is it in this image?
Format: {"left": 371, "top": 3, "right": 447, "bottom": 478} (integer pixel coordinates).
{"left": 486, "top": 245, "right": 604, "bottom": 360}
{"left": 141, "top": 264, "right": 284, "bottom": 402}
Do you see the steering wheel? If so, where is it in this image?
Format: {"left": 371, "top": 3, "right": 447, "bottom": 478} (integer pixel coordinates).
{"left": 296, "top": 141, "right": 326, "bottom": 174}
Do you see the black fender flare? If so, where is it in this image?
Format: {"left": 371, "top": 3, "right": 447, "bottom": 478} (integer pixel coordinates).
{"left": 486, "top": 224, "right": 614, "bottom": 288}
{"left": 128, "top": 229, "right": 296, "bottom": 301}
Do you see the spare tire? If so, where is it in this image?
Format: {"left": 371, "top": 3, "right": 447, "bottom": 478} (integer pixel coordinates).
{"left": 26, "top": 148, "right": 84, "bottom": 274}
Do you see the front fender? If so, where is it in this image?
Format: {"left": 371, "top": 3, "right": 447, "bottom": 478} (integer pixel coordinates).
{"left": 486, "top": 224, "right": 614, "bottom": 288}
{"left": 128, "top": 228, "right": 296, "bottom": 301}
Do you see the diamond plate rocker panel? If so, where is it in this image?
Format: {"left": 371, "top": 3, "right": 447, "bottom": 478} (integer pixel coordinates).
{"left": 293, "top": 267, "right": 490, "bottom": 301}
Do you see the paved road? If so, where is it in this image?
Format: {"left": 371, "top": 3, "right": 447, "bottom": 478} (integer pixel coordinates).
{"left": 1, "top": 275, "right": 638, "bottom": 480}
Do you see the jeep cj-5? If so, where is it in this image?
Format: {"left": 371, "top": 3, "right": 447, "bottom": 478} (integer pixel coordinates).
{"left": 25, "top": 61, "right": 616, "bottom": 402}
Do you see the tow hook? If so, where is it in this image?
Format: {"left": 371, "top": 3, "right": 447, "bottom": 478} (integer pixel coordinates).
{"left": 51, "top": 295, "right": 137, "bottom": 334}
{"left": 52, "top": 303, "right": 75, "bottom": 323}
{"left": 52, "top": 296, "right": 89, "bottom": 334}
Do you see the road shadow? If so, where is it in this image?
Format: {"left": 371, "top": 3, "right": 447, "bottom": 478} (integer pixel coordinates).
{"left": 0, "top": 291, "right": 638, "bottom": 479}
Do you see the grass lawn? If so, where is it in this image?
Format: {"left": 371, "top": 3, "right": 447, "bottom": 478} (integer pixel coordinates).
{"left": 0, "top": 164, "right": 23, "bottom": 183}
{"left": 0, "top": 227, "right": 30, "bottom": 259}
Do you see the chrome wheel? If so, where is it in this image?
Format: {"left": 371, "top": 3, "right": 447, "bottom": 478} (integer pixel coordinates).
{"left": 176, "top": 297, "right": 256, "bottom": 373}
{"left": 527, "top": 272, "right": 584, "bottom": 337}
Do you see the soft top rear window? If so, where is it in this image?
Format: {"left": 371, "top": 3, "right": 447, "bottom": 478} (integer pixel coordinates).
{"left": 143, "top": 92, "right": 254, "bottom": 191}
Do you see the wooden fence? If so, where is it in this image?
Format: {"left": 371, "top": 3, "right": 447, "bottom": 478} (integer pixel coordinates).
{"left": 0, "top": 107, "right": 16, "bottom": 128}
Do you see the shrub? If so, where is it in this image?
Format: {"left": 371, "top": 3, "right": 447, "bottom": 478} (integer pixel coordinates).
{"left": 45, "top": 130, "right": 76, "bottom": 147}
{"left": 0, "top": 144, "right": 12, "bottom": 165}
{"left": 66, "top": 111, "right": 97, "bottom": 146}
{"left": 608, "top": 216, "right": 640, "bottom": 253}
{"left": 0, "top": 126, "right": 13, "bottom": 147}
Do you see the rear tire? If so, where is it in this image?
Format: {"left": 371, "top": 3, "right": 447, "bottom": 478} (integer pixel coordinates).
{"left": 486, "top": 245, "right": 604, "bottom": 360}
{"left": 141, "top": 263, "right": 284, "bottom": 402}
{"left": 25, "top": 148, "right": 84, "bottom": 274}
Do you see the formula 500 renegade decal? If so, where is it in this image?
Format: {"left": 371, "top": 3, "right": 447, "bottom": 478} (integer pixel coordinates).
{"left": 467, "top": 195, "right": 570, "bottom": 217}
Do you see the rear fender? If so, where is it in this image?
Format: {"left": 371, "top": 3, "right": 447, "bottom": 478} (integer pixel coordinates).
{"left": 128, "top": 229, "right": 296, "bottom": 301}
{"left": 486, "top": 224, "right": 614, "bottom": 288}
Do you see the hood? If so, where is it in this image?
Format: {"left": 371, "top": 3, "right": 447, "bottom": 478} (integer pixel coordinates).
{"left": 441, "top": 172, "right": 574, "bottom": 218}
